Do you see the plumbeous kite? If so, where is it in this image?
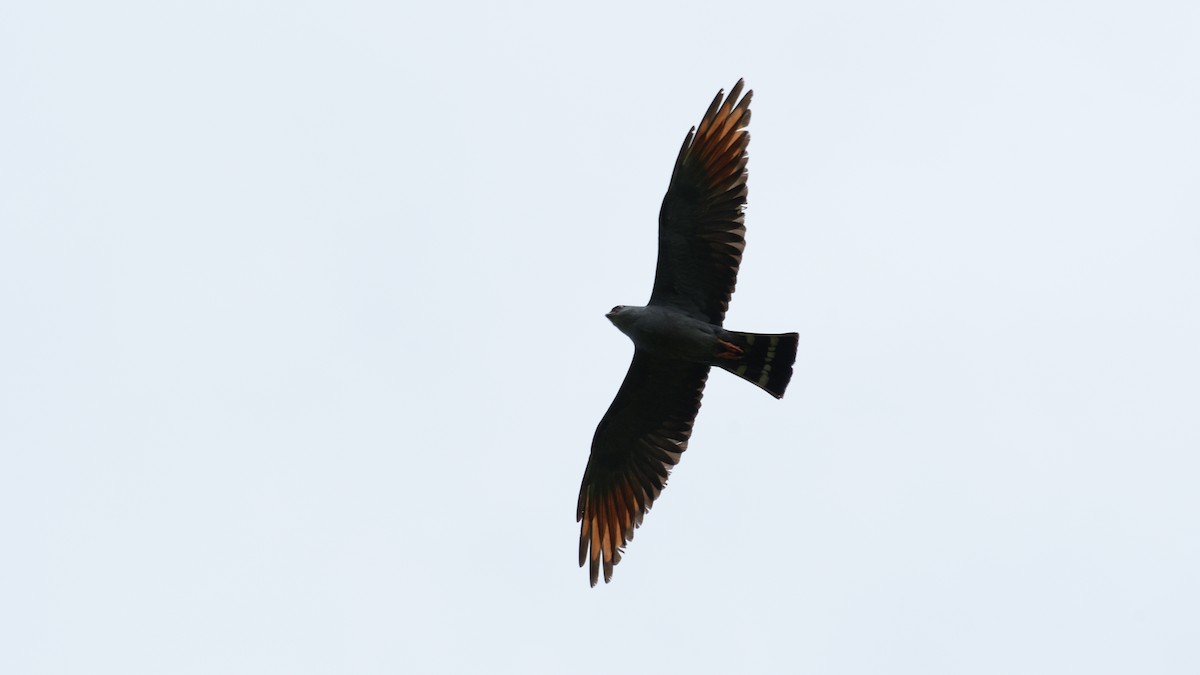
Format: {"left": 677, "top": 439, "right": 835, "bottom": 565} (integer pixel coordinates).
{"left": 577, "top": 80, "right": 798, "bottom": 586}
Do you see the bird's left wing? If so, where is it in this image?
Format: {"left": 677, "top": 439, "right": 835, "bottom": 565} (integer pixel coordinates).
{"left": 577, "top": 352, "right": 710, "bottom": 586}
{"left": 649, "top": 79, "right": 751, "bottom": 325}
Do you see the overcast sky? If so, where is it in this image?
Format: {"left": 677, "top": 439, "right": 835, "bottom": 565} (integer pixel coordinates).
{"left": 3, "top": 1, "right": 1198, "bottom": 673}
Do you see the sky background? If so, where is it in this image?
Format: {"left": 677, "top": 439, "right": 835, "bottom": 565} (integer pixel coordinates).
{"left": 3, "top": 1, "right": 1199, "bottom": 673}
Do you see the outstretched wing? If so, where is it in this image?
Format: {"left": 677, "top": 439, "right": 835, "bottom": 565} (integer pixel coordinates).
{"left": 577, "top": 352, "right": 709, "bottom": 586}
{"left": 650, "top": 79, "right": 751, "bottom": 325}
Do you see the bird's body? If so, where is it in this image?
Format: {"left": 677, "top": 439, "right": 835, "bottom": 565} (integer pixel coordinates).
{"left": 577, "top": 80, "right": 798, "bottom": 586}
{"left": 607, "top": 305, "right": 797, "bottom": 395}
{"left": 606, "top": 305, "right": 719, "bottom": 363}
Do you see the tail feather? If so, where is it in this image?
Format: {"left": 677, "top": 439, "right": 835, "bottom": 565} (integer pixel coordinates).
{"left": 718, "top": 331, "right": 799, "bottom": 398}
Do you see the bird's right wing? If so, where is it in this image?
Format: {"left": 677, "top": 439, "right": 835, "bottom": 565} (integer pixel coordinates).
{"left": 577, "top": 352, "right": 710, "bottom": 586}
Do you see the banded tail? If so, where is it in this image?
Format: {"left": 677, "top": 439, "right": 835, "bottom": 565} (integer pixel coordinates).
{"left": 717, "top": 331, "right": 799, "bottom": 399}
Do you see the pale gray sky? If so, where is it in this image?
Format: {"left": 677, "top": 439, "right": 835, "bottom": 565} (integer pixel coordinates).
{"left": 3, "top": 1, "right": 1198, "bottom": 673}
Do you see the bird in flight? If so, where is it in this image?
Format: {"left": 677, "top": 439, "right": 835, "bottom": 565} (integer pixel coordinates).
{"left": 577, "top": 80, "right": 798, "bottom": 586}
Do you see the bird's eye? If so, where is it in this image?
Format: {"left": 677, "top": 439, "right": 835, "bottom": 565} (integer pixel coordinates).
{"left": 611, "top": 306, "right": 622, "bottom": 313}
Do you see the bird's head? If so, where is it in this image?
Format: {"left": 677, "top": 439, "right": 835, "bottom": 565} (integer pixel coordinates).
{"left": 605, "top": 305, "right": 631, "bottom": 328}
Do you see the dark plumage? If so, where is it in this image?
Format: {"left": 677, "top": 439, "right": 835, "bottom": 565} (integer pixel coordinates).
{"left": 577, "top": 80, "right": 798, "bottom": 586}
